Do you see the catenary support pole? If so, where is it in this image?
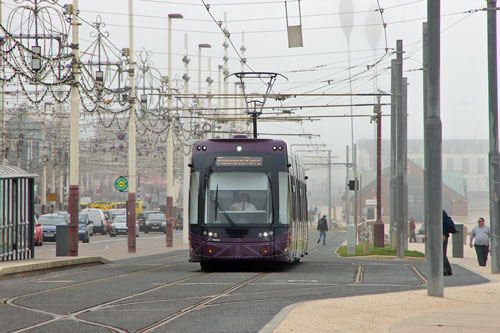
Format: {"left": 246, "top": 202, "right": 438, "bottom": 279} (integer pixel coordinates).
{"left": 374, "top": 95, "right": 384, "bottom": 247}
{"left": 487, "top": 0, "right": 500, "bottom": 274}
{"left": 403, "top": 77, "right": 408, "bottom": 251}
{"left": 426, "top": 0, "right": 443, "bottom": 297}
{"left": 422, "top": 22, "right": 429, "bottom": 256}
{"left": 127, "top": 0, "right": 137, "bottom": 253}
{"left": 68, "top": 0, "right": 80, "bottom": 256}
{"left": 328, "top": 149, "right": 332, "bottom": 225}
{"left": 390, "top": 59, "right": 397, "bottom": 249}
{"left": 396, "top": 40, "right": 404, "bottom": 259}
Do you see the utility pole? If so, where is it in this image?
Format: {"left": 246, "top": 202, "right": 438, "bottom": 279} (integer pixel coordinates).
{"left": 68, "top": 0, "right": 80, "bottom": 256}
{"left": 487, "top": 0, "right": 500, "bottom": 274}
{"left": 426, "top": 0, "right": 444, "bottom": 297}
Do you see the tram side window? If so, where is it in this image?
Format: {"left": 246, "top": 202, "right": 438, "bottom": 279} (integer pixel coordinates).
{"left": 278, "top": 172, "right": 290, "bottom": 224}
{"left": 189, "top": 172, "right": 200, "bottom": 224}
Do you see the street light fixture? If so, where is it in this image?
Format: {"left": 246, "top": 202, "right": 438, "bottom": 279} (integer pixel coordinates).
{"left": 96, "top": 70, "right": 104, "bottom": 82}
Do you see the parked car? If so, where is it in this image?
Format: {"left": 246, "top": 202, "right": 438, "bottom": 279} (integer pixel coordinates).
{"left": 418, "top": 224, "right": 426, "bottom": 235}
{"left": 34, "top": 216, "right": 43, "bottom": 246}
{"left": 173, "top": 216, "right": 183, "bottom": 230}
{"left": 109, "top": 215, "right": 139, "bottom": 237}
{"left": 109, "top": 209, "right": 126, "bottom": 222}
{"left": 54, "top": 211, "right": 70, "bottom": 222}
{"left": 81, "top": 208, "right": 107, "bottom": 235}
{"left": 137, "top": 210, "right": 160, "bottom": 231}
{"left": 38, "top": 214, "right": 68, "bottom": 242}
{"left": 144, "top": 213, "right": 167, "bottom": 233}
{"left": 78, "top": 222, "right": 90, "bottom": 243}
{"left": 78, "top": 213, "right": 94, "bottom": 236}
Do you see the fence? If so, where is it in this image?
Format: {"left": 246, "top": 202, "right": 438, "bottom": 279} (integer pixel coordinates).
{"left": 0, "top": 165, "right": 37, "bottom": 261}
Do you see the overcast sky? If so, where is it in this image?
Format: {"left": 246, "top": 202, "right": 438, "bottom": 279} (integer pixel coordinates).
{"left": 2, "top": 0, "right": 493, "bottom": 161}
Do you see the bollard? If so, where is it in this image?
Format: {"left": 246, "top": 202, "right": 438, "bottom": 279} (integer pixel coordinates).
{"left": 56, "top": 224, "right": 69, "bottom": 256}
{"left": 452, "top": 223, "right": 464, "bottom": 258}
{"left": 166, "top": 219, "right": 173, "bottom": 247}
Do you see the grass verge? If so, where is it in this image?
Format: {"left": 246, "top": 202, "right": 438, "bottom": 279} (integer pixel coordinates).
{"left": 337, "top": 244, "right": 425, "bottom": 257}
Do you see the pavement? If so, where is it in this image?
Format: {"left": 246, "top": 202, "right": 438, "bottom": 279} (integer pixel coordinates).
{"left": 2, "top": 232, "right": 500, "bottom": 332}
{"left": 269, "top": 240, "right": 500, "bottom": 333}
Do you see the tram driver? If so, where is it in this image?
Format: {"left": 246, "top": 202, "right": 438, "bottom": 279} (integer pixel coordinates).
{"left": 230, "top": 192, "right": 256, "bottom": 211}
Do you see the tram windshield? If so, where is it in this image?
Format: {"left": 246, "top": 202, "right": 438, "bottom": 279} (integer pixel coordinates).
{"left": 205, "top": 171, "right": 273, "bottom": 225}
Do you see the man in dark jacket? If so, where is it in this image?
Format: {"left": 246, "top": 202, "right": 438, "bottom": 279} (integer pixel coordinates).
{"left": 442, "top": 210, "right": 456, "bottom": 276}
{"left": 317, "top": 215, "right": 328, "bottom": 245}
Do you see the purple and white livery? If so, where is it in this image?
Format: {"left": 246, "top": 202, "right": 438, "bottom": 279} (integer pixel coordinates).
{"left": 188, "top": 135, "right": 308, "bottom": 270}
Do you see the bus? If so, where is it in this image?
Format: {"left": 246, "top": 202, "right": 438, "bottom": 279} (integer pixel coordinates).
{"left": 188, "top": 135, "right": 308, "bottom": 270}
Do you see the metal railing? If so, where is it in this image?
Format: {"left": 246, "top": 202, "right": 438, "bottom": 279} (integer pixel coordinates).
{"left": 0, "top": 165, "right": 36, "bottom": 261}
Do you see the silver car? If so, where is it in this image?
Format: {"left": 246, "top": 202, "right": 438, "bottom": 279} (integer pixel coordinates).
{"left": 109, "top": 215, "right": 139, "bottom": 237}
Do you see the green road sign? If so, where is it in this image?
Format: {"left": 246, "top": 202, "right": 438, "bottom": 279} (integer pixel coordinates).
{"left": 115, "top": 177, "right": 128, "bottom": 192}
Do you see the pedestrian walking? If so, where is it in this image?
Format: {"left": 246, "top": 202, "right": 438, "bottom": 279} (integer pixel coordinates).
{"left": 442, "top": 210, "right": 457, "bottom": 276}
{"left": 317, "top": 215, "right": 328, "bottom": 245}
{"left": 470, "top": 217, "right": 491, "bottom": 267}
{"left": 409, "top": 217, "right": 417, "bottom": 243}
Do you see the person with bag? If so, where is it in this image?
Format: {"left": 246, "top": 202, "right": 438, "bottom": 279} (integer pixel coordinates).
{"left": 317, "top": 215, "right": 328, "bottom": 245}
{"left": 470, "top": 217, "right": 491, "bottom": 267}
{"left": 442, "top": 210, "right": 457, "bottom": 276}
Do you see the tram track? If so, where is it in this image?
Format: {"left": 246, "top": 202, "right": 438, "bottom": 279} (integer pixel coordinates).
{"left": 0, "top": 253, "right": 187, "bottom": 288}
{"left": 8, "top": 273, "right": 208, "bottom": 333}
{"left": 136, "top": 272, "right": 269, "bottom": 332}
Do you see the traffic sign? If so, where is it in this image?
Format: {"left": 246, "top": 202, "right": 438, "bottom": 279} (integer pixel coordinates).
{"left": 115, "top": 177, "right": 128, "bottom": 192}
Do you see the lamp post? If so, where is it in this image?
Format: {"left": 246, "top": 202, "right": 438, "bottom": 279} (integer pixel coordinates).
{"left": 182, "top": 33, "right": 190, "bottom": 244}
{"left": 197, "top": 43, "right": 211, "bottom": 138}
{"left": 166, "top": 13, "right": 182, "bottom": 246}
{"left": 198, "top": 43, "right": 211, "bottom": 97}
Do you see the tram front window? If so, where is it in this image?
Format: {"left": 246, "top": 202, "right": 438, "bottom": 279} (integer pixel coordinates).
{"left": 206, "top": 172, "right": 272, "bottom": 225}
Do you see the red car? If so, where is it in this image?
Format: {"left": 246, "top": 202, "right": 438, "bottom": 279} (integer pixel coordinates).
{"left": 34, "top": 216, "right": 43, "bottom": 246}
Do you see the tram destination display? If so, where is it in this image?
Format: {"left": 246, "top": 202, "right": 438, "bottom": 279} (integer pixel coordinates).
{"left": 215, "top": 156, "right": 263, "bottom": 167}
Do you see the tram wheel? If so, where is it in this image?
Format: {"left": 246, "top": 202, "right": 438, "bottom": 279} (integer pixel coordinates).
{"left": 200, "top": 261, "right": 215, "bottom": 271}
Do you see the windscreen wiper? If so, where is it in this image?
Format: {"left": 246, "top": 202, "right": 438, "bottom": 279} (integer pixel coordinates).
{"left": 213, "top": 185, "right": 237, "bottom": 227}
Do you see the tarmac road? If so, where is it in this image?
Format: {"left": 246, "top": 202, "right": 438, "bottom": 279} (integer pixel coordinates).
{"left": 0, "top": 231, "right": 490, "bottom": 332}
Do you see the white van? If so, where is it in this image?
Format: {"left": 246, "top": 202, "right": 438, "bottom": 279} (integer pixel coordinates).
{"left": 81, "top": 208, "right": 107, "bottom": 235}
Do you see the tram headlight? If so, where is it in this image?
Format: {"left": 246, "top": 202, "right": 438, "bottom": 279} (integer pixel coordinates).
{"left": 263, "top": 232, "right": 269, "bottom": 237}
{"left": 203, "top": 230, "right": 208, "bottom": 236}
{"left": 208, "top": 231, "right": 213, "bottom": 237}
{"left": 235, "top": 145, "right": 243, "bottom": 152}
{"left": 258, "top": 232, "right": 262, "bottom": 238}
{"left": 272, "top": 146, "right": 277, "bottom": 151}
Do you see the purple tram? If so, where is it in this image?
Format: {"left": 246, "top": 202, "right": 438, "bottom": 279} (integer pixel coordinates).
{"left": 188, "top": 135, "right": 308, "bottom": 270}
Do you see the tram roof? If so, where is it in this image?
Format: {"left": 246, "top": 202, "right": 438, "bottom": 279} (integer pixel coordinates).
{"left": 0, "top": 164, "right": 37, "bottom": 179}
